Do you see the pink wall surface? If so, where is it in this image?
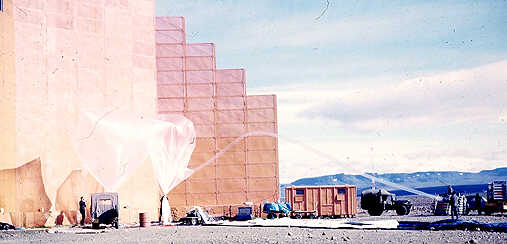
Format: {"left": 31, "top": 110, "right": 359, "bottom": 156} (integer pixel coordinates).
{"left": 0, "top": 0, "right": 160, "bottom": 227}
{"left": 155, "top": 16, "right": 280, "bottom": 218}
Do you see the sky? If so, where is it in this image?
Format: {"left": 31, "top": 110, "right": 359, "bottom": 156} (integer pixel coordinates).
{"left": 156, "top": 0, "right": 507, "bottom": 183}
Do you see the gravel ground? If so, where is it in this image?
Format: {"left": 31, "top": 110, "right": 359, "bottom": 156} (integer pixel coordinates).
{"left": 1, "top": 196, "right": 506, "bottom": 244}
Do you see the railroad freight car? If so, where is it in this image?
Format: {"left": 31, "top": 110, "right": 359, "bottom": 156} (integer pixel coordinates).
{"left": 285, "top": 185, "right": 357, "bottom": 218}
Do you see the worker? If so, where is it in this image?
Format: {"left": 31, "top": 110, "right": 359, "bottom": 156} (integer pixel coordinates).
{"left": 448, "top": 186, "right": 459, "bottom": 220}
{"left": 79, "top": 197, "right": 86, "bottom": 225}
{"left": 475, "top": 193, "right": 482, "bottom": 215}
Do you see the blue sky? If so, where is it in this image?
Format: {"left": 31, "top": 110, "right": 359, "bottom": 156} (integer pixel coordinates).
{"left": 156, "top": 1, "right": 507, "bottom": 183}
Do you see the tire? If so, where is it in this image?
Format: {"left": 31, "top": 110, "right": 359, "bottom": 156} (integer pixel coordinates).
{"left": 368, "top": 208, "right": 383, "bottom": 216}
{"left": 396, "top": 205, "right": 408, "bottom": 216}
{"left": 294, "top": 214, "right": 302, "bottom": 219}
{"left": 190, "top": 218, "right": 197, "bottom": 225}
{"left": 92, "top": 222, "right": 100, "bottom": 229}
{"left": 310, "top": 214, "right": 318, "bottom": 219}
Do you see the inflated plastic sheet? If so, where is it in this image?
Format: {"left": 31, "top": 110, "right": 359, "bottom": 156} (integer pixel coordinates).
{"left": 74, "top": 110, "right": 196, "bottom": 195}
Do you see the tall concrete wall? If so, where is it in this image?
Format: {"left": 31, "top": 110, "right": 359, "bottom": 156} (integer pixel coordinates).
{"left": 0, "top": 0, "right": 159, "bottom": 227}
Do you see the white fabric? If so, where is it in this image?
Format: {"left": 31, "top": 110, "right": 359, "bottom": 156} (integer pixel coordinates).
{"left": 74, "top": 110, "right": 195, "bottom": 193}
{"left": 161, "top": 196, "right": 171, "bottom": 224}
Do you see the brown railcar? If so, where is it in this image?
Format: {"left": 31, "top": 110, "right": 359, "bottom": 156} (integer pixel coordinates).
{"left": 285, "top": 185, "right": 357, "bottom": 218}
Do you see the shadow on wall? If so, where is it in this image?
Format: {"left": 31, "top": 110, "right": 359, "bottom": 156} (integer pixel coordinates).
{"left": 55, "top": 170, "right": 104, "bottom": 225}
{"left": 0, "top": 158, "right": 52, "bottom": 227}
{"left": 0, "top": 159, "right": 105, "bottom": 227}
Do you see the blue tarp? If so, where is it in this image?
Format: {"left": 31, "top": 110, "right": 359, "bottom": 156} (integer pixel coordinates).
{"left": 398, "top": 219, "right": 507, "bottom": 232}
{"left": 263, "top": 202, "right": 291, "bottom": 214}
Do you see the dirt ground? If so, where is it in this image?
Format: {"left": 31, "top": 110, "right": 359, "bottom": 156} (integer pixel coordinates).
{"left": 1, "top": 196, "right": 506, "bottom": 244}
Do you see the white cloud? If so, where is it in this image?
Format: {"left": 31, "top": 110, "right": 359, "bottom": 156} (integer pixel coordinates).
{"left": 302, "top": 60, "right": 507, "bottom": 131}
{"left": 249, "top": 61, "right": 507, "bottom": 183}
{"left": 277, "top": 137, "right": 507, "bottom": 183}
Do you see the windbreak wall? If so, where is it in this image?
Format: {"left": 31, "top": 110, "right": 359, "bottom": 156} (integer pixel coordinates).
{"left": 156, "top": 16, "right": 279, "bottom": 218}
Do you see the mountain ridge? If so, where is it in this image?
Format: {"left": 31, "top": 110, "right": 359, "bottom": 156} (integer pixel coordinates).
{"left": 282, "top": 167, "right": 507, "bottom": 191}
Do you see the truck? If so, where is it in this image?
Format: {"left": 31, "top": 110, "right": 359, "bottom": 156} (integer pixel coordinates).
{"left": 90, "top": 192, "right": 119, "bottom": 229}
{"left": 483, "top": 181, "right": 507, "bottom": 215}
{"left": 360, "top": 188, "right": 412, "bottom": 216}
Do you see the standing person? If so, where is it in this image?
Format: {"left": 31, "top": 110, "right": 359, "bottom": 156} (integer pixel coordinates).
{"left": 475, "top": 193, "right": 482, "bottom": 215}
{"left": 448, "top": 187, "right": 459, "bottom": 220}
{"left": 79, "top": 197, "right": 86, "bottom": 225}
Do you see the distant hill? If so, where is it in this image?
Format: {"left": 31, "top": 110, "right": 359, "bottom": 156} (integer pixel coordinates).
{"left": 281, "top": 167, "right": 507, "bottom": 198}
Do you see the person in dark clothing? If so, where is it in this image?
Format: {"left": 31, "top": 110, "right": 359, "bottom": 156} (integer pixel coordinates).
{"left": 79, "top": 197, "right": 86, "bottom": 225}
{"left": 475, "top": 193, "right": 482, "bottom": 215}
{"left": 448, "top": 186, "right": 458, "bottom": 220}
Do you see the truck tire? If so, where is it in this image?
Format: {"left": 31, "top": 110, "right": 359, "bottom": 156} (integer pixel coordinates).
{"left": 396, "top": 205, "right": 408, "bottom": 216}
{"left": 190, "top": 218, "right": 198, "bottom": 225}
{"left": 367, "top": 208, "right": 383, "bottom": 216}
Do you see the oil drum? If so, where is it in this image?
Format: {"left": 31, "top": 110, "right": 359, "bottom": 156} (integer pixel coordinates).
{"left": 139, "top": 212, "right": 149, "bottom": 227}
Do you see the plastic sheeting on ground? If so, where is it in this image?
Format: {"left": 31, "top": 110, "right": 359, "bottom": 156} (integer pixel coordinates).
{"left": 213, "top": 218, "right": 399, "bottom": 229}
{"left": 263, "top": 202, "right": 291, "bottom": 214}
{"left": 74, "top": 110, "right": 195, "bottom": 192}
{"left": 398, "top": 219, "right": 507, "bottom": 232}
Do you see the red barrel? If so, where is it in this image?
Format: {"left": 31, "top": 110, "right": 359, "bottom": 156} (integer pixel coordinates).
{"left": 139, "top": 213, "right": 149, "bottom": 227}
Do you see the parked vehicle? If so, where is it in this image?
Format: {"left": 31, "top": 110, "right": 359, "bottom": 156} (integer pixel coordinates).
{"left": 235, "top": 207, "right": 253, "bottom": 221}
{"left": 285, "top": 185, "right": 357, "bottom": 218}
{"left": 90, "top": 192, "right": 119, "bottom": 229}
{"left": 361, "top": 188, "right": 412, "bottom": 216}
{"left": 483, "top": 181, "right": 507, "bottom": 215}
